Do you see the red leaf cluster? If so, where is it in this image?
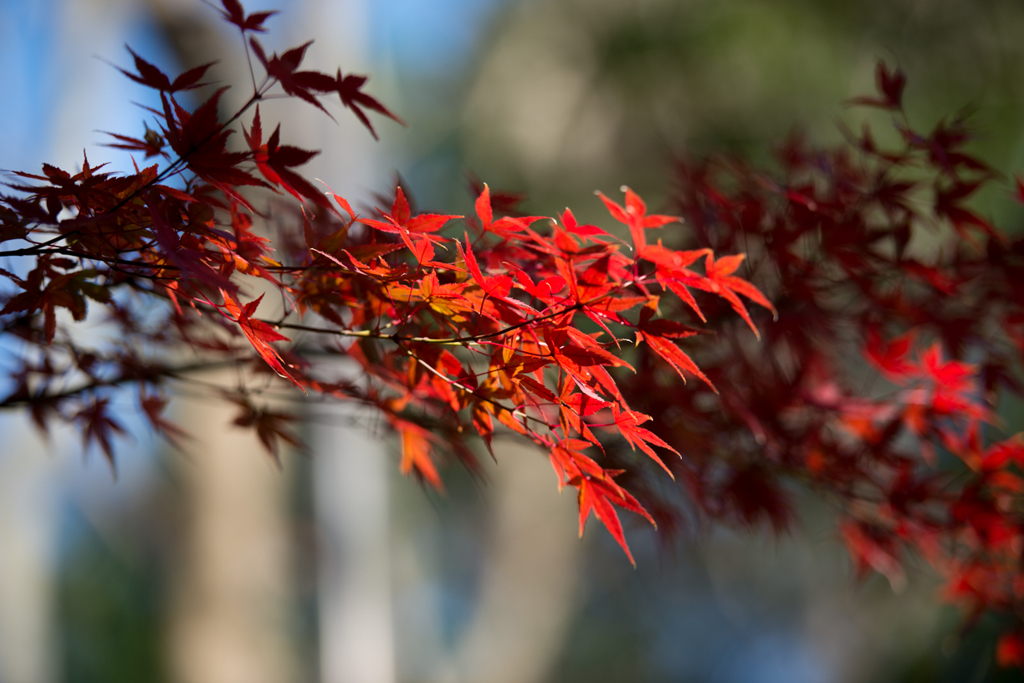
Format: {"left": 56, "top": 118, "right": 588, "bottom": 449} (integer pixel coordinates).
{"left": 0, "top": 0, "right": 767, "bottom": 569}
{"left": 606, "top": 60, "right": 1024, "bottom": 667}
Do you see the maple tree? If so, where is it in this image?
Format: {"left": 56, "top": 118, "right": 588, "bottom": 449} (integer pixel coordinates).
{"left": 3, "top": 0, "right": 1024, "bottom": 671}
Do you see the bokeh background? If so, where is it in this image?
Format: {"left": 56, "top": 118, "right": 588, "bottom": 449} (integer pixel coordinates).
{"left": 2, "top": 0, "right": 1024, "bottom": 681}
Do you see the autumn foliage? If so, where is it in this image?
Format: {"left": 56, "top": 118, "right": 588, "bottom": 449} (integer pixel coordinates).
{"left": 3, "top": 1, "right": 1024, "bottom": 668}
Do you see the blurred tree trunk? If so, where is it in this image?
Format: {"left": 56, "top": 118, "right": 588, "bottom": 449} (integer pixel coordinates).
{"left": 0, "top": 429, "right": 59, "bottom": 683}
{"left": 452, "top": 441, "right": 583, "bottom": 683}
{"left": 313, "top": 397, "right": 395, "bottom": 683}
{"left": 280, "top": 1, "right": 400, "bottom": 679}
{"left": 166, "top": 374, "right": 299, "bottom": 683}
{"left": 146, "top": 2, "right": 301, "bottom": 681}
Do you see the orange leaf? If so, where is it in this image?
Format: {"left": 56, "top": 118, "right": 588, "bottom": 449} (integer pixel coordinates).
{"left": 400, "top": 426, "right": 443, "bottom": 491}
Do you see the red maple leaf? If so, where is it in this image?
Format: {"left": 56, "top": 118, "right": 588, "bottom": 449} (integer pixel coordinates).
{"left": 596, "top": 186, "right": 678, "bottom": 253}
{"left": 246, "top": 107, "right": 333, "bottom": 212}
{"left": 701, "top": 252, "right": 776, "bottom": 338}
{"left": 218, "top": 0, "right": 277, "bottom": 33}
{"left": 864, "top": 326, "right": 917, "bottom": 380}
{"left": 610, "top": 405, "right": 679, "bottom": 475}
{"left": 847, "top": 60, "right": 906, "bottom": 110}
{"left": 575, "top": 472, "right": 655, "bottom": 567}
{"left": 221, "top": 291, "right": 301, "bottom": 388}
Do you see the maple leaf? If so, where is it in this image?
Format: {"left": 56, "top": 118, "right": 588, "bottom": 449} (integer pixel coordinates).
{"left": 560, "top": 207, "right": 611, "bottom": 240}
{"left": 864, "top": 326, "right": 916, "bottom": 380}
{"left": 610, "top": 405, "right": 679, "bottom": 475}
{"left": 471, "top": 402, "right": 496, "bottom": 456}
{"left": 466, "top": 174, "right": 527, "bottom": 215}
{"left": 563, "top": 326, "right": 633, "bottom": 371}
{"left": 116, "top": 46, "right": 173, "bottom": 91}
{"left": 246, "top": 108, "right": 333, "bottom": 212}
{"left": 641, "top": 242, "right": 710, "bottom": 273}
{"left": 575, "top": 472, "right": 655, "bottom": 567}
{"left": 217, "top": 0, "right": 277, "bottom": 32}
{"left": 596, "top": 186, "right": 678, "bottom": 253}
{"left": 161, "top": 89, "right": 263, "bottom": 207}
{"left": 336, "top": 70, "right": 406, "bottom": 140}
{"left": 221, "top": 291, "right": 302, "bottom": 388}
{"left": 847, "top": 60, "right": 906, "bottom": 110}
{"left": 934, "top": 180, "right": 995, "bottom": 240}
{"left": 103, "top": 124, "right": 169, "bottom": 159}
{"left": 915, "top": 343, "right": 976, "bottom": 394}
{"left": 116, "top": 46, "right": 215, "bottom": 93}
{"left": 474, "top": 184, "right": 545, "bottom": 237}
{"left": 455, "top": 239, "right": 511, "bottom": 302}
{"left": 395, "top": 420, "right": 443, "bottom": 490}
{"left": 644, "top": 244, "right": 713, "bottom": 322}
{"left": 405, "top": 271, "right": 474, "bottom": 320}
{"left": 231, "top": 398, "right": 302, "bottom": 464}
{"left": 635, "top": 304, "right": 714, "bottom": 391}
{"left": 556, "top": 377, "right": 608, "bottom": 446}
{"left": 357, "top": 186, "right": 460, "bottom": 266}
{"left": 701, "top": 252, "right": 776, "bottom": 338}
{"left": 75, "top": 397, "right": 126, "bottom": 470}
{"left": 249, "top": 38, "right": 340, "bottom": 118}
{"left": 906, "top": 343, "right": 990, "bottom": 425}
{"left": 506, "top": 264, "right": 566, "bottom": 305}
{"left": 548, "top": 438, "right": 604, "bottom": 486}
{"left": 141, "top": 392, "right": 190, "bottom": 449}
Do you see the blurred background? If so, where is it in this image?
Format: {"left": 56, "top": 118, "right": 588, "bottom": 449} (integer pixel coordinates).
{"left": 2, "top": 0, "right": 1024, "bottom": 681}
